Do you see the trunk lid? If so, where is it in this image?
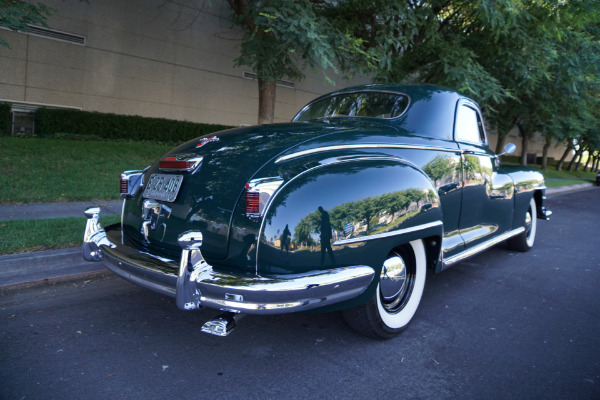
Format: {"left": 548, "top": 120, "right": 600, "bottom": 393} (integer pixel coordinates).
{"left": 123, "top": 121, "right": 365, "bottom": 260}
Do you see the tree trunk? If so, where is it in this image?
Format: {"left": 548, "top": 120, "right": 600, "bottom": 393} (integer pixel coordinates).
{"left": 575, "top": 152, "right": 583, "bottom": 171}
{"left": 494, "top": 117, "right": 518, "bottom": 154}
{"left": 518, "top": 123, "right": 530, "bottom": 166}
{"left": 583, "top": 151, "right": 591, "bottom": 172}
{"left": 258, "top": 78, "right": 276, "bottom": 124}
{"left": 494, "top": 130, "right": 508, "bottom": 155}
{"left": 568, "top": 147, "right": 583, "bottom": 171}
{"left": 541, "top": 136, "right": 551, "bottom": 171}
{"left": 556, "top": 145, "right": 572, "bottom": 171}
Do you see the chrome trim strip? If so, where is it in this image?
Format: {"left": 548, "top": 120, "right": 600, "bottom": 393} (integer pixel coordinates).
{"left": 442, "top": 227, "right": 525, "bottom": 269}
{"left": 292, "top": 89, "right": 411, "bottom": 122}
{"left": 276, "top": 144, "right": 459, "bottom": 163}
{"left": 332, "top": 221, "right": 443, "bottom": 246}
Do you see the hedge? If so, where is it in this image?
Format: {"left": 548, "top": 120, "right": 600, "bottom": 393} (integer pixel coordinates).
{"left": 0, "top": 103, "right": 10, "bottom": 136}
{"left": 35, "top": 108, "right": 233, "bottom": 144}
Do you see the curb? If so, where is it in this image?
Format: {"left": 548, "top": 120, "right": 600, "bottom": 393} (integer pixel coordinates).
{"left": 0, "top": 247, "right": 108, "bottom": 292}
{"left": 545, "top": 182, "right": 596, "bottom": 195}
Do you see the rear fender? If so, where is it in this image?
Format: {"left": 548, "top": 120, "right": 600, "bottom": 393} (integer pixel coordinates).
{"left": 256, "top": 156, "right": 443, "bottom": 310}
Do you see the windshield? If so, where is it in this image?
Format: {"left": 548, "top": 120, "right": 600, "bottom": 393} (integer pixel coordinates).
{"left": 294, "top": 91, "right": 410, "bottom": 121}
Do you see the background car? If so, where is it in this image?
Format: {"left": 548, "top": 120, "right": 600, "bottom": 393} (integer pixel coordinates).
{"left": 84, "top": 84, "right": 551, "bottom": 339}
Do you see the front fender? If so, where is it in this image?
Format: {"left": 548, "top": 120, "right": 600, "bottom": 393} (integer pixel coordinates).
{"left": 256, "top": 157, "right": 443, "bottom": 309}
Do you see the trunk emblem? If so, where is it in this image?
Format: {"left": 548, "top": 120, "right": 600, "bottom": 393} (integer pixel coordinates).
{"left": 196, "top": 135, "right": 219, "bottom": 148}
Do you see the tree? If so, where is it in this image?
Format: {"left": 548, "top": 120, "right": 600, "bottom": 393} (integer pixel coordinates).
{"left": 339, "top": 1, "right": 600, "bottom": 167}
{"left": 0, "top": 0, "right": 55, "bottom": 48}
{"left": 335, "top": 0, "right": 515, "bottom": 106}
{"left": 225, "top": 0, "right": 375, "bottom": 124}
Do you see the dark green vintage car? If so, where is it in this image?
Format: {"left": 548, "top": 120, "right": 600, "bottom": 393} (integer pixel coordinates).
{"left": 83, "top": 84, "right": 551, "bottom": 339}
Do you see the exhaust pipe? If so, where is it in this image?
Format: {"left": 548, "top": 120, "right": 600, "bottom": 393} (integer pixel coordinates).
{"left": 201, "top": 313, "right": 245, "bottom": 336}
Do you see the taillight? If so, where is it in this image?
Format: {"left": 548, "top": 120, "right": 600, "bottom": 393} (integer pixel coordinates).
{"left": 120, "top": 175, "right": 129, "bottom": 195}
{"left": 245, "top": 177, "right": 284, "bottom": 220}
{"left": 245, "top": 191, "right": 260, "bottom": 215}
{"left": 159, "top": 155, "right": 203, "bottom": 172}
{"left": 120, "top": 169, "right": 147, "bottom": 199}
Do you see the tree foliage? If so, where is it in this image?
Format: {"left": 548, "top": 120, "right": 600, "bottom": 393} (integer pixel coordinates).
{"left": 226, "top": 0, "right": 376, "bottom": 124}
{"left": 337, "top": 0, "right": 600, "bottom": 167}
{"left": 0, "top": 0, "right": 55, "bottom": 48}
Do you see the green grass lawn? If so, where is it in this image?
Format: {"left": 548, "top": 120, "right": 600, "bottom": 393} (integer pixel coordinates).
{"left": 0, "top": 214, "right": 121, "bottom": 255}
{"left": 0, "top": 136, "right": 171, "bottom": 204}
{"left": 501, "top": 156, "right": 597, "bottom": 183}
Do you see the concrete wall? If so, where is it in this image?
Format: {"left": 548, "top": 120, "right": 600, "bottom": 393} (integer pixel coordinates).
{"left": 488, "top": 125, "right": 571, "bottom": 162}
{"left": 0, "top": 0, "right": 360, "bottom": 126}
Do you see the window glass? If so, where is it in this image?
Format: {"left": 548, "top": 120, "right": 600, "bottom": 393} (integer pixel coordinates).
{"left": 294, "top": 92, "right": 409, "bottom": 121}
{"left": 455, "top": 105, "right": 483, "bottom": 143}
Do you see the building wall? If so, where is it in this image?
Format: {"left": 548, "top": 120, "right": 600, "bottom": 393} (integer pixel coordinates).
{"left": 488, "top": 126, "right": 571, "bottom": 162}
{"left": 0, "top": 0, "right": 359, "bottom": 126}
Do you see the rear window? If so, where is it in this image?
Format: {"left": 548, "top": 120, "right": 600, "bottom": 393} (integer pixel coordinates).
{"left": 294, "top": 92, "right": 410, "bottom": 121}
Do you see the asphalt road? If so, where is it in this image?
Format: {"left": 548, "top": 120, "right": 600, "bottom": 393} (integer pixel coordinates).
{"left": 1, "top": 188, "right": 599, "bottom": 400}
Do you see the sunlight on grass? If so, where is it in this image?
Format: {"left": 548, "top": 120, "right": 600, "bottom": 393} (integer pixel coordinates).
{"left": 0, "top": 137, "right": 171, "bottom": 204}
{"left": 0, "top": 214, "right": 121, "bottom": 255}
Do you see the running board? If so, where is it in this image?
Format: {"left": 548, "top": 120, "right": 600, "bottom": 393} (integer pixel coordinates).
{"left": 442, "top": 227, "right": 525, "bottom": 270}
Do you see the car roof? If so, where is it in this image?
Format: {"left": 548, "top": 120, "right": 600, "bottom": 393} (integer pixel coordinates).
{"left": 305, "top": 83, "right": 469, "bottom": 140}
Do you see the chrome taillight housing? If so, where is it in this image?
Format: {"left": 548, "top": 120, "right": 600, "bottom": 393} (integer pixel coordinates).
{"left": 120, "top": 169, "right": 147, "bottom": 199}
{"left": 245, "top": 177, "right": 284, "bottom": 220}
{"left": 159, "top": 154, "right": 203, "bottom": 172}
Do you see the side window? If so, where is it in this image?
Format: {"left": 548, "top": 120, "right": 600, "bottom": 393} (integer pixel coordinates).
{"left": 455, "top": 105, "right": 485, "bottom": 143}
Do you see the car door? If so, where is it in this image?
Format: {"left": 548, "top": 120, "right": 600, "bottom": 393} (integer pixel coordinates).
{"left": 454, "top": 100, "right": 514, "bottom": 249}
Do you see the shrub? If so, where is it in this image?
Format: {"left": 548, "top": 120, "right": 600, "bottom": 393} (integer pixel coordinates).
{"left": 35, "top": 108, "right": 233, "bottom": 144}
{"left": 0, "top": 103, "right": 11, "bottom": 136}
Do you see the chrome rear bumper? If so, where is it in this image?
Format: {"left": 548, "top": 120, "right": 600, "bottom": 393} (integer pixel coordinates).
{"left": 83, "top": 207, "right": 375, "bottom": 315}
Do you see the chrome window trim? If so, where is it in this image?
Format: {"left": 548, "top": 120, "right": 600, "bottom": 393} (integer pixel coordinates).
{"left": 292, "top": 90, "right": 411, "bottom": 122}
{"left": 453, "top": 99, "right": 489, "bottom": 145}
{"left": 276, "top": 144, "right": 459, "bottom": 164}
{"left": 332, "top": 221, "right": 443, "bottom": 246}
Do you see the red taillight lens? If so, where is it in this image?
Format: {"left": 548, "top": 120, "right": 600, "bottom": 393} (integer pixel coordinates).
{"left": 245, "top": 191, "right": 260, "bottom": 215}
{"left": 159, "top": 156, "right": 203, "bottom": 172}
{"left": 244, "top": 177, "right": 284, "bottom": 219}
{"left": 120, "top": 175, "right": 128, "bottom": 194}
{"left": 159, "top": 157, "right": 195, "bottom": 170}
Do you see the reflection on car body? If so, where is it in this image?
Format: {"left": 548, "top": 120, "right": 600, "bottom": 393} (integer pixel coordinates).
{"left": 83, "top": 84, "right": 551, "bottom": 339}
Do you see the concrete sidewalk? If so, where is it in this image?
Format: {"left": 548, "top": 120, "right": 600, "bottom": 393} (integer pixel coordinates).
{"left": 0, "top": 183, "right": 596, "bottom": 291}
{"left": 0, "top": 200, "right": 123, "bottom": 221}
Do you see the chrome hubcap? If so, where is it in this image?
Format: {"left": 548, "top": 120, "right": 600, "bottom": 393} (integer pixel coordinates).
{"left": 525, "top": 210, "right": 532, "bottom": 236}
{"left": 380, "top": 255, "right": 407, "bottom": 301}
{"left": 379, "top": 250, "right": 414, "bottom": 313}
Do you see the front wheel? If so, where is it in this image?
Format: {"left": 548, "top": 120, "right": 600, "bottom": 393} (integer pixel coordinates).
{"left": 507, "top": 197, "right": 537, "bottom": 252}
{"left": 342, "top": 239, "right": 427, "bottom": 339}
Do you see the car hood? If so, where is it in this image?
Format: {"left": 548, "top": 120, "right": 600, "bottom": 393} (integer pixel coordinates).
{"left": 122, "top": 120, "right": 398, "bottom": 260}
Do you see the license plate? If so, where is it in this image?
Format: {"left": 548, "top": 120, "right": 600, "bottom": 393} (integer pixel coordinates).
{"left": 143, "top": 173, "right": 184, "bottom": 202}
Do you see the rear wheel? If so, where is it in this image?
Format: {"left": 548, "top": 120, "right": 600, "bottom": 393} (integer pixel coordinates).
{"left": 507, "top": 197, "right": 537, "bottom": 252}
{"left": 343, "top": 239, "right": 426, "bottom": 339}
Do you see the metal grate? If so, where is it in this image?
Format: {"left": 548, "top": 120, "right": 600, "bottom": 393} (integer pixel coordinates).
{"left": 243, "top": 72, "right": 296, "bottom": 89}
{"left": 21, "top": 24, "right": 86, "bottom": 46}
